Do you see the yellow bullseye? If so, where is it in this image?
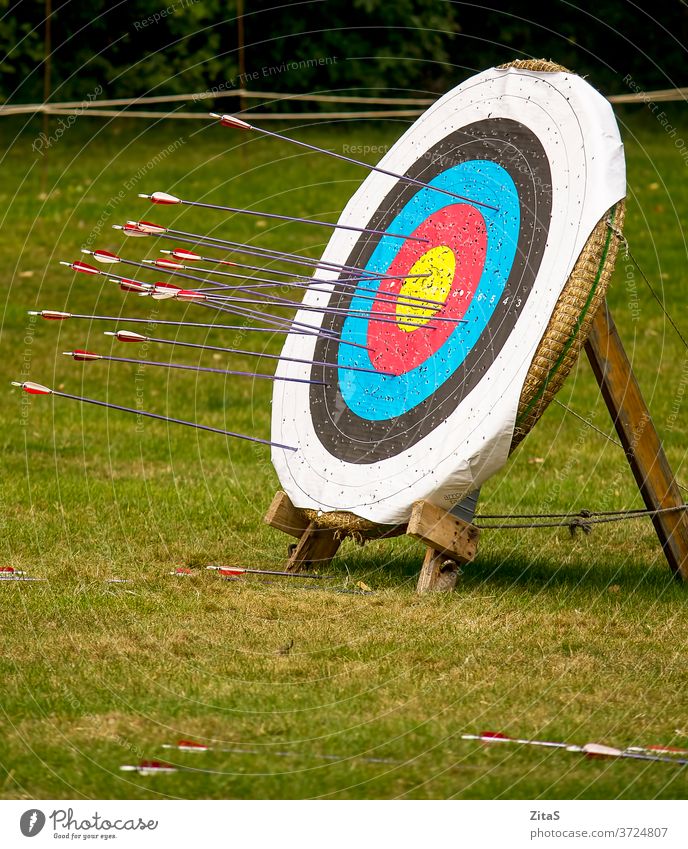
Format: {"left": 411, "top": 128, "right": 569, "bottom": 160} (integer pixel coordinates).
{"left": 395, "top": 245, "right": 455, "bottom": 332}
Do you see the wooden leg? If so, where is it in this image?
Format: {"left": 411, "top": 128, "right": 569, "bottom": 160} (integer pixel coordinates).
{"left": 416, "top": 549, "right": 461, "bottom": 593}
{"left": 585, "top": 302, "right": 688, "bottom": 580}
{"left": 285, "top": 522, "right": 342, "bottom": 572}
{"left": 408, "top": 500, "right": 479, "bottom": 593}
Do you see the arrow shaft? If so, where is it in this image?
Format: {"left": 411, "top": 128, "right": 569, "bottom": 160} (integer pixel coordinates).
{"left": 139, "top": 335, "right": 390, "bottom": 376}
{"left": 227, "top": 120, "right": 498, "bottom": 211}
{"left": 175, "top": 196, "right": 427, "bottom": 243}
{"left": 82, "top": 353, "right": 325, "bottom": 385}
{"left": 51, "top": 388, "right": 296, "bottom": 450}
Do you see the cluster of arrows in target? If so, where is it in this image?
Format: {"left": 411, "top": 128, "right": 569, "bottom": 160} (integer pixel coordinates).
{"left": 13, "top": 113, "right": 472, "bottom": 448}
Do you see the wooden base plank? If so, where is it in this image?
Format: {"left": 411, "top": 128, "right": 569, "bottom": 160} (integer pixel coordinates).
{"left": 407, "top": 500, "right": 480, "bottom": 563}
{"left": 285, "top": 522, "right": 342, "bottom": 572}
{"left": 264, "top": 490, "right": 309, "bottom": 539}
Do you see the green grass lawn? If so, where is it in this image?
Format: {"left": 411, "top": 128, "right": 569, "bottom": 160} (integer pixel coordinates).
{"left": 1, "top": 105, "right": 687, "bottom": 800}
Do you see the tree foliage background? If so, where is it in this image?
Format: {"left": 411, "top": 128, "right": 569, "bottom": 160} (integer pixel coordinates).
{"left": 1, "top": 0, "right": 686, "bottom": 104}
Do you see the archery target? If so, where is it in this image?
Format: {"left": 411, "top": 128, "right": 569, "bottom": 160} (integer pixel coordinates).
{"left": 271, "top": 65, "right": 626, "bottom": 525}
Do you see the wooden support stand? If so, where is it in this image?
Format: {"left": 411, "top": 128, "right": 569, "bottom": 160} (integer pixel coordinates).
{"left": 585, "top": 303, "right": 688, "bottom": 580}
{"left": 264, "top": 491, "right": 479, "bottom": 593}
{"left": 265, "top": 301, "right": 688, "bottom": 589}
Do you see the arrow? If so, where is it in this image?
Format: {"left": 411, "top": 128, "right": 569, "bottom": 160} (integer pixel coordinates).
{"left": 26, "top": 311, "right": 372, "bottom": 352}
{"left": 210, "top": 113, "right": 499, "bottom": 211}
{"left": 463, "top": 732, "right": 688, "bottom": 766}
{"left": 104, "top": 330, "right": 394, "bottom": 376}
{"left": 120, "top": 761, "right": 178, "bottom": 776}
{"left": 206, "top": 565, "right": 334, "bottom": 579}
{"left": 62, "top": 349, "right": 327, "bottom": 385}
{"left": 116, "top": 222, "right": 394, "bottom": 278}
{"left": 10, "top": 381, "right": 297, "bottom": 451}
{"left": 159, "top": 739, "right": 401, "bottom": 766}
{"left": 138, "top": 191, "right": 427, "bottom": 243}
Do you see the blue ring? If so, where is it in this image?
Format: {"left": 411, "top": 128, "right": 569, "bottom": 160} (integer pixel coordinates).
{"left": 337, "top": 159, "right": 520, "bottom": 422}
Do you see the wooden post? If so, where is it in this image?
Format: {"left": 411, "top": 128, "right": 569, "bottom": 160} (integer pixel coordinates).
{"left": 416, "top": 550, "right": 462, "bottom": 593}
{"left": 585, "top": 302, "right": 688, "bottom": 580}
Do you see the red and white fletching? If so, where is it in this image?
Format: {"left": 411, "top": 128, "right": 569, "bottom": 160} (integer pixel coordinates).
{"left": 152, "top": 283, "right": 181, "bottom": 300}
{"left": 91, "top": 249, "right": 120, "bottom": 264}
{"left": 110, "top": 330, "right": 147, "bottom": 343}
{"left": 219, "top": 567, "right": 245, "bottom": 577}
{"left": 581, "top": 743, "right": 624, "bottom": 759}
{"left": 144, "top": 192, "right": 181, "bottom": 205}
{"left": 132, "top": 220, "right": 167, "bottom": 234}
{"left": 116, "top": 278, "right": 150, "bottom": 294}
{"left": 69, "top": 261, "right": 100, "bottom": 276}
{"left": 120, "top": 223, "right": 149, "bottom": 238}
{"left": 211, "top": 113, "right": 252, "bottom": 131}
{"left": 33, "top": 310, "right": 71, "bottom": 321}
{"left": 11, "top": 381, "right": 52, "bottom": 395}
{"left": 170, "top": 249, "right": 200, "bottom": 261}
{"left": 67, "top": 350, "right": 101, "bottom": 362}
{"left": 175, "top": 740, "right": 209, "bottom": 752}
{"left": 154, "top": 258, "right": 184, "bottom": 270}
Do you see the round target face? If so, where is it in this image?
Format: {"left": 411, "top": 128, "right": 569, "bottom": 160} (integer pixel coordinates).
{"left": 272, "top": 66, "right": 625, "bottom": 525}
{"left": 310, "top": 119, "right": 550, "bottom": 463}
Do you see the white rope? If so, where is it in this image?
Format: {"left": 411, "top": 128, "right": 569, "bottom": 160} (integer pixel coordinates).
{"left": 608, "top": 87, "right": 688, "bottom": 104}
{"left": 0, "top": 88, "right": 434, "bottom": 115}
{"left": 1, "top": 85, "right": 685, "bottom": 121}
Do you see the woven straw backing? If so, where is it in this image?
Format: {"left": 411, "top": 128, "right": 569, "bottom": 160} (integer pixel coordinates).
{"left": 511, "top": 202, "right": 625, "bottom": 448}
{"left": 499, "top": 58, "right": 626, "bottom": 449}
{"left": 497, "top": 58, "right": 569, "bottom": 73}
{"left": 301, "top": 508, "right": 379, "bottom": 534}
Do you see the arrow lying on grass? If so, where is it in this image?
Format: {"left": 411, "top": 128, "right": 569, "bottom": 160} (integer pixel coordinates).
{"left": 463, "top": 732, "right": 688, "bottom": 766}
{"left": 206, "top": 565, "right": 334, "bottom": 580}
{"left": 163, "top": 739, "right": 400, "bottom": 764}
{"left": 0, "top": 566, "right": 44, "bottom": 582}
{"left": 120, "top": 741, "right": 401, "bottom": 775}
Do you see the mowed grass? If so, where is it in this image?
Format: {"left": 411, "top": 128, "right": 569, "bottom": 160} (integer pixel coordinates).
{"left": 0, "top": 105, "right": 687, "bottom": 800}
